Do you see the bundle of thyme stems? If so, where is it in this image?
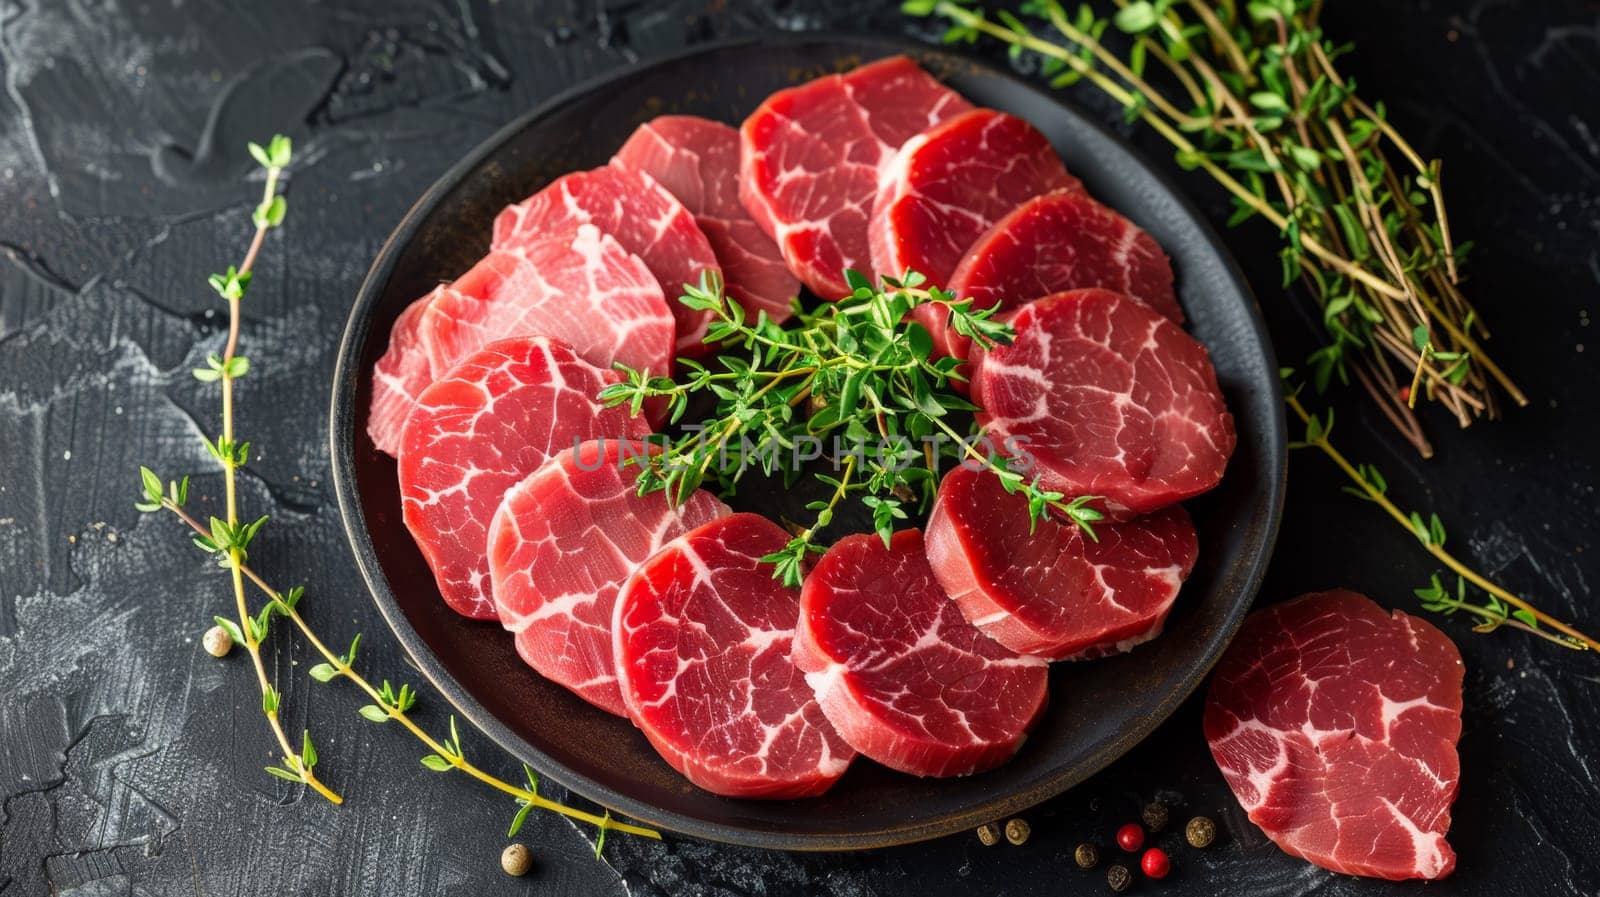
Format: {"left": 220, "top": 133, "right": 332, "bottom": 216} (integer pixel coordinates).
{"left": 908, "top": 0, "right": 1527, "bottom": 457}
{"left": 136, "top": 135, "right": 659, "bottom": 849}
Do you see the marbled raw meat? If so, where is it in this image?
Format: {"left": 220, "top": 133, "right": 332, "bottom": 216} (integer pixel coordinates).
{"left": 492, "top": 163, "right": 721, "bottom": 355}
{"left": 925, "top": 465, "right": 1198, "bottom": 659}
{"left": 793, "top": 529, "right": 1048, "bottom": 777}
{"left": 422, "top": 225, "right": 673, "bottom": 395}
{"left": 367, "top": 292, "right": 436, "bottom": 457}
{"left": 868, "top": 109, "right": 1078, "bottom": 356}
{"left": 1205, "top": 589, "right": 1463, "bottom": 881}
{"left": 944, "top": 187, "right": 1181, "bottom": 359}
{"left": 399, "top": 336, "right": 650, "bottom": 619}
{"left": 614, "top": 115, "right": 799, "bottom": 326}
{"left": 369, "top": 225, "right": 673, "bottom": 453}
{"left": 740, "top": 56, "right": 972, "bottom": 299}
{"left": 613, "top": 513, "right": 855, "bottom": 798}
{"left": 971, "top": 288, "right": 1234, "bottom": 520}
{"left": 487, "top": 438, "right": 729, "bottom": 716}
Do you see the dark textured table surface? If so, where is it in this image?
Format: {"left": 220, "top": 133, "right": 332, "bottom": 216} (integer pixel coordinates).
{"left": 2, "top": 1, "right": 1598, "bottom": 895}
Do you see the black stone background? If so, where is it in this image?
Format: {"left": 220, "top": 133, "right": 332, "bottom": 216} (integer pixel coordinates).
{"left": 1, "top": 1, "right": 1597, "bottom": 894}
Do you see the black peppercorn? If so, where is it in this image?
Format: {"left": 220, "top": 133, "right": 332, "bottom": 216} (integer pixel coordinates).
{"left": 1074, "top": 842, "right": 1099, "bottom": 869}
{"left": 1186, "top": 815, "right": 1217, "bottom": 848}
{"left": 1107, "top": 862, "right": 1133, "bottom": 892}
{"left": 1142, "top": 801, "right": 1169, "bottom": 833}
{"left": 976, "top": 822, "right": 1002, "bottom": 846}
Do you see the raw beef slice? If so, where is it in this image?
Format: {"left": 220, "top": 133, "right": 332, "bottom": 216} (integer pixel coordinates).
{"left": 613, "top": 513, "right": 855, "bottom": 798}
{"left": 740, "top": 56, "right": 972, "bottom": 299}
{"left": 492, "top": 163, "right": 722, "bottom": 355}
{"left": 1205, "top": 589, "right": 1464, "bottom": 880}
{"left": 972, "top": 289, "right": 1235, "bottom": 519}
{"left": 421, "top": 225, "right": 674, "bottom": 423}
{"left": 400, "top": 336, "right": 651, "bottom": 619}
{"left": 374, "top": 227, "right": 673, "bottom": 453}
{"left": 870, "top": 109, "right": 1079, "bottom": 355}
{"left": 794, "top": 529, "right": 1049, "bottom": 777}
{"left": 368, "top": 292, "right": 437, "bottom": 457}
{"left": 487, "top": 438, "right": 729, "bottom": 716}
{"left": 925, "top": 465, "right": 1198, "bottom": 659}
{"left": 944, "top": 188, "right": 1181, "bottom": 359}
{"left": 614, "top": 116, "right": 800, "bottom": 325}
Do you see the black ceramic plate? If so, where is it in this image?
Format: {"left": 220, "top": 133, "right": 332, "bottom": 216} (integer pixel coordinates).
{"left": 330, "top": 33, "right": 1285, "bottom": 851}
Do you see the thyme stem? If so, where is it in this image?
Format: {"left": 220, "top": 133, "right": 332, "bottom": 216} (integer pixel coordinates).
{"left": 211, "top": 148, "right": 341, "bottom": 803}
{"left": 1286, "top": 394, "right": 1595, "bottom": 651}
{"left": 1424, "top": 593, "right": 1575, "bottom": 651}
{"left": 159, "top": 500, "right": 662, "bottom": 839}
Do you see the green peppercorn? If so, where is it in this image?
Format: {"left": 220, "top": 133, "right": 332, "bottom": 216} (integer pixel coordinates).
{"left": 1107, "top": 862, "right": 1133, "bottom": 892}
{"left": 1004, "top": 817, "right": 1031, "bottom": 845}
{"left": 1074, "top": 842, "right": 1099, "bottom": 869}
{"left": 976, "top": 822, "right": 1002, "bottom": 846}
{"left": 500, "top": 843, "right": 532, "bottom": 877}
{"left": 1186, "top": 815, "right": 1217, "bottom": 848}
{"left": 1142, "top": 801, "right": 1169, "bottom": 833}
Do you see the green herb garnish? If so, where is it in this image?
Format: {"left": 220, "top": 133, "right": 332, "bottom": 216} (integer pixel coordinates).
{"left": 1283, "top": 375, "right": 1595, "bottom": 652}
{"left": 599, "top": 269, "right": 1104, "bottom": 587}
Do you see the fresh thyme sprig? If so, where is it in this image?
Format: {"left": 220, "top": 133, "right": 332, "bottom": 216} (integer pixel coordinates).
{"left": 909, "top": 0, "right": 1526, "bottom": 457}
{"left": 132, "top": 135, "right": 342, "bottom": 803}
{"left": 598, "top": 270, "right": 1105, "bottom": 586}
{"left": 136, "top": 134, "right": 659, "bottom": 851}
{"left": 1283, "top": 380, "right": 1596, "bottom": 652}
{"left": 137, "top": 492, "right": 660, "bottom": 846}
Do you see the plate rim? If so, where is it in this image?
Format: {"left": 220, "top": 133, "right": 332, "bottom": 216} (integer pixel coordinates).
{"left": 329, "top": 29, "right": 1287, "bottom": 851}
